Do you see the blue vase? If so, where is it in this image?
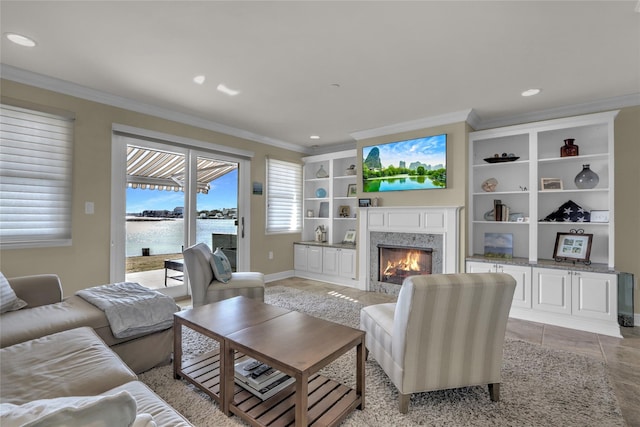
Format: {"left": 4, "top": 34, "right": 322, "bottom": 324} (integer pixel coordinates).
{"left": 315, "top": 188, "right": 327, "bottom": 198}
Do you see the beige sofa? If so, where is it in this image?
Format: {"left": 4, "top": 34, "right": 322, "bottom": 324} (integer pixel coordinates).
{"left": 1, "top": 327, "right": 192, "bottom": 426}
{"left": 0, "top": 274, "right": 173, "bottom": 374}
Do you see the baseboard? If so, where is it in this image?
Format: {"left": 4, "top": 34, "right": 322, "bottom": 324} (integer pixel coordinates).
{"left": 264, "top": 270, "right": 294, "bottom": 283}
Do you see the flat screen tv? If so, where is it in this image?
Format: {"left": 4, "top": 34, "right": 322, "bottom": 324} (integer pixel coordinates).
{"left": 362, "top": 133, "right": 447, "bottom": 192}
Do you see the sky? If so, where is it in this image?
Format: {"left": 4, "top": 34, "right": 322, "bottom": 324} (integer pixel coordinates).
{"left": 362, "top": 133, "right": 447, "bottom": 169}
{"left": 126, "top": 169, "right": 238, "bottom": 213}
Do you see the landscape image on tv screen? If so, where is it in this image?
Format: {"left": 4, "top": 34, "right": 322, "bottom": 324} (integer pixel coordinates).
{"left": 362, "top": 134, "right": 446, "bottom": 192}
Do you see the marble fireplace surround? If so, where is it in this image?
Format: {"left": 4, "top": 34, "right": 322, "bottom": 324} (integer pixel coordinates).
{"left": 358, "top": 206, "right": 462, "bottom": 293}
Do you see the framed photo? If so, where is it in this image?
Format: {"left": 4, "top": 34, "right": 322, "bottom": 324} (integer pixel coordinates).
{"left": 347, "top": 183, "right": 357, "bottom": 197}
{"left": 541, "top": 178, "right": 563, "bottom": 190}
{"left": 338, "top": 205, "right": 351, "bottom": 218}
{"left": 342, "top": 229, "right": 356, "bottom": 244}
{"left": 484, "top": 233, "right": 513, "bottom": 259}
{"left": 358, "top": 198, "right": 371, "bottom": 207}
{"left": 590, "top": 210, "right": 609, "bottom": 223}
{"left": 553, "top": 232, "right": 593, "bottom": 264}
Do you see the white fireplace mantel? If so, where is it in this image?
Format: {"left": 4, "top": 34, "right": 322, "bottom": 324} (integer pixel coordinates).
{"left": 358, "top": 206, "right": 462, "bottom": 290}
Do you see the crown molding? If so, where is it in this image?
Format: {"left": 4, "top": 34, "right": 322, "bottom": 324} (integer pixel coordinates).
{"left": 0, "top": 64, "right": 308, "bottom": 153}
{"left": 473, "top": 93, "right": 640, "bottom": 130}
{"left": 349, "top": 109, "right": 474, "bottom": 141}
{"left": 2, "top": 64, "right": 638, "bottom": 152}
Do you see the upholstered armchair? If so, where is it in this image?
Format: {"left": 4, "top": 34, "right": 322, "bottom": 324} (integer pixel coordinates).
{"left": 360, "top": 273, "right": 516, "bottom": 413}
{"left": 182, "top": 243, "right": 265, "bottom": 307}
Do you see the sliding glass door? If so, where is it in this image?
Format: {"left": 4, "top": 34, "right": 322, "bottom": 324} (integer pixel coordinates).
{"left": 111, "top": 128, "right": 250, "bottom": 299}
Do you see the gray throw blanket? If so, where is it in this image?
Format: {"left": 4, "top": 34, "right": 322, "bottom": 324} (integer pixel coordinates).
{"left": 77, "top": 282, "right": 179, "bottom": 339}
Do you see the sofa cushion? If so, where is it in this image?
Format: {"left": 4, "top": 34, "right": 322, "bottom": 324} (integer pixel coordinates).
{"left": 0, "top": 272, "right": 26, "bottom": 314}
{"left": 105, "top": 381, "right": 192, "bottom": 427}
{"left": 0, "top": 391, "right": 137, "bottom": 427}
{"left": 0, "top": 327, "right": 137, "bottom": 405}
{"left": 0, "top": 294, "right": 160, "bottom": 349}
{"left": 210, "top": 247, "right": 232, "bottom": 283}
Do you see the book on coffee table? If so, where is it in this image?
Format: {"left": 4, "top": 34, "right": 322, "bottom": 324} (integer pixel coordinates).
{"left": 234, "top": 358, "right": 295, "bottom": 400}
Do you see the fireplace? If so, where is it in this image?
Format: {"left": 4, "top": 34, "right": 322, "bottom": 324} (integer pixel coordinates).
{"left": 378, "top": 245, "right": 432, "bottom": 284}
{"left": 358, "top": 206, "right": 461, "bottom": 294}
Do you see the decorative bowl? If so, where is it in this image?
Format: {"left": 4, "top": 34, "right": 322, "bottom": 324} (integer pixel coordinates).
{"left": 483, "top": 156, "right": 520, "bottom": 164}
{"left": 315, "top": 188, "right": 327, "bottom": 198}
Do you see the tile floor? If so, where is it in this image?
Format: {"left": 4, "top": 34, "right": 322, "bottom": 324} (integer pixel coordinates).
{"left": 267, "top": 277, "right": 640, "bottom": 427}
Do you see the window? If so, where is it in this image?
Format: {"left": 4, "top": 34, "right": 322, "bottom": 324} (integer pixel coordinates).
{"left": 0, "top": 104, "right": 74, "bottom": 248}
{"left": 266, "top": 158, "right": 302, "bottom": 234}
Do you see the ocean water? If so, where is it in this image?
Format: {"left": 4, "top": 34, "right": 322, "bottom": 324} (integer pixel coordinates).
{"left": 126, "top": 219, "right": 237, "bottom": 257}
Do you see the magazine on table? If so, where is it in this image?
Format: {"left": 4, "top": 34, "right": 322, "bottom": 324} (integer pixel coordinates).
{"left": 234, "top": 358, "right": 295, "bottom": 400}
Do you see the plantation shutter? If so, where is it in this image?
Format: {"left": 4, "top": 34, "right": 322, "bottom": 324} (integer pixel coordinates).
{"left": 266, "top": 157, "right": 302, "bottom": 234}
{"left": 0, "top": 103, "right": 74, "bottom": 248}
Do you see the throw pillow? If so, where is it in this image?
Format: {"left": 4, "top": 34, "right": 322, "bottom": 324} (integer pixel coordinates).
{"left": 0, "top": 272, "right": 27, "bottom": 314}
{"left": 0, "top": 391, "right": 137, "bottom": 427}
{"left": 210, "top": 247, "right": 232, "bottom": 283}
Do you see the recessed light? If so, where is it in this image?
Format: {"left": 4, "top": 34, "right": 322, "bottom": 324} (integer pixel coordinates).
{"left": 193, "top": 75, "right": 206, "bottom": 85}
{"left": 5, "top": 33, "right": 36, "bottom": 47}
{"left": 216, "top": 83, "right": 240, "bottom": 96}
{"left": 310, "top": 135, "right": 320, "bottom": 140}
{"left": 521, "top": 88, "right": 542, "bottom": 97}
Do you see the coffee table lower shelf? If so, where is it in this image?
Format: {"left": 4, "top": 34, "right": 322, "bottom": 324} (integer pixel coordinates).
{"left": 179, "top": 350, "right": 361, "bottom": 427}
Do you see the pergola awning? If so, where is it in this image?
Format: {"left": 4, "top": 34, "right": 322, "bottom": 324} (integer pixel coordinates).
{"left": 126, "top": 146, "right": 237, "bottom": 194}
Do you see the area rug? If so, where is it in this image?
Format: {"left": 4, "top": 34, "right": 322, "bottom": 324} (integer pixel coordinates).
{"left": 139, "top": 285, "right": 625, "bottom": 426}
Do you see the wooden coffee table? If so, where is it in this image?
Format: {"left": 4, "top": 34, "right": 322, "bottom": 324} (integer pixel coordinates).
{"left": 173, "top": 296, "right": 365, "bottom": 427}
{"left": 173, "top": 296, "right": 290, "bottom": 405}
{"left": 223, "top": 310, "right": 365, "bottom": 427}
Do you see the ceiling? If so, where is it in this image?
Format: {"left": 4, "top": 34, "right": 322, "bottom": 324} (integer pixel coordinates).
{"left": 1, "top": 1, "right": 639, "bottom": 153}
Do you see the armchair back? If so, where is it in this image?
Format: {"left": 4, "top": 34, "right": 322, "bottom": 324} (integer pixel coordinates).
{"left": 182, "top": 243, "right": 214, "bottom": 307}
{"left": 392, "top": 273, "right": 516, "bottom": 392}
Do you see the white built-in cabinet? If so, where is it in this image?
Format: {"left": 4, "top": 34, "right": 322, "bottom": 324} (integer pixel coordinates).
{"left": 301, "top": 150, "right": 358, "bottom": 244}
{"left": 294, "top": 244, "right": 323, "bottom": 274}
{"left": 466, "top": 261, "right": 531, "bottom": 309}
{"left": 323, "top": 247, "right": 357, "bottom": 280}
{"left": 468, "top": 110, "right": 617, "bottom": 267}
{"left": 466, "top": 111, "right": 621, "bottom": 337}
{"left": 294, "top": 149, "right": 359, "bottom": 288}
{"left": 532, "top": 267, "right": 617, "bottom": 323}
{"left": 294, "top": 243, "right": 357, "bottom": 286}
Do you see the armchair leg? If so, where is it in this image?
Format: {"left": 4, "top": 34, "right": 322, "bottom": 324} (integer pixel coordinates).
{"left": 488, "top": 383, "right": 500, "bottom": 402}
{"left": 399, "top": 393, "right": 410, "bottom": 413}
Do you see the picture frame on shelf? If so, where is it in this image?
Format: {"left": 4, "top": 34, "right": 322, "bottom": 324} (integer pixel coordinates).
{"left": 347, "top": 183, "right": 357, "bottom": 197}
{"left": 342, "top": 229, "right": 357, "bottom": 244}
{"left": 318, "top": 202, "right": 329, "bottom": 218}
{"left": 590, "top": 210, "right": 609, "bottom": 223}
{"left": 358, "top": 198, "right": 371, "bottom": 207}
{"left": 553, "top": 231, "right": 593, "bottom": 264}
{"left": 483, "top": 233, "right": 513, "bottom": 259}
{"left": 339, "top": 205, "right": 351, "bottom": 218}
{"left": 541, "top": 178, "right": 563, "bottom": 190}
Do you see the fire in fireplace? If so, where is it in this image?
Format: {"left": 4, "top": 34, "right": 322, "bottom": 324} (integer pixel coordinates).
{"left": 378, "top": 244, "right": 433, "bottom": 285}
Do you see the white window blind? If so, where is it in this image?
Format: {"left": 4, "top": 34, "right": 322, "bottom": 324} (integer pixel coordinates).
{"left": 266, "top": 158, "right": 302, "bottom": 234}
{"left": 0, "top": 104, "right": 74, "bottom": 248}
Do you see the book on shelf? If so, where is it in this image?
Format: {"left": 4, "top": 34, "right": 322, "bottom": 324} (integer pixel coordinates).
{"left": 493, "top": 199, "right": 510, "bottom": 222}
{"left": 234, "top": 358, "right": 295, "bottom": 400}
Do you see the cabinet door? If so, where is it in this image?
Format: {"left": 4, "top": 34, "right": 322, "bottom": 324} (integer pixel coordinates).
{"left": 466, "top": 261, "right": 495, "bottom": 273}
{"left": 571, "top": 271, "right": 616, "bottom": 321}
{"left": 294, "top": 244, "right": 308, "bottom": 271}
{"left": 532, "top": 268, "right": 571, "bottom": 314}
{"left": 322, "top": 247, "right": 339, "bottom": 276}
{"left": 497, "top": 264, "right": 531, "bottom": 309}
{"left": 339, "top": 248, "right": 356, "bottom": 279}
{"left": 307, "top": 246, "right": 323, "bottom": 273}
